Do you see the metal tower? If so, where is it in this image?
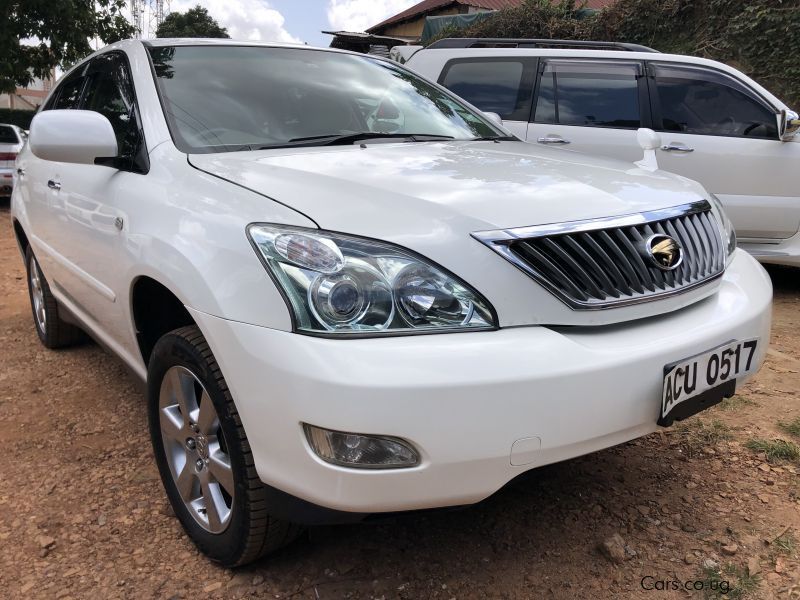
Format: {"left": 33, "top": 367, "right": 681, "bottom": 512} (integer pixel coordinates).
{"left": 130, "top": 0, "right": 144, "bottom": 38}
{"left": 130, "top": 0, "right": 170, "bottom": 38}
{"left": 148, "top": 0, "right": 170, "bottom": 37}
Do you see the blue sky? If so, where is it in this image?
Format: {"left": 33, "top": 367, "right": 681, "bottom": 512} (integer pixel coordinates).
{"left": 269, "top": 0, "right": 330, "bottom": 46}
{"left": 155, "top": 0, "right": 419, "bottom": 47}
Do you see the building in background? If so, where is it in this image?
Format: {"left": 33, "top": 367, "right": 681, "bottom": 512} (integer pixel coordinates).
{"left": 366, "top": 0, "right": 523, "bottom": 39}
{"left": 327, "top": 0, "right": 617, "bottom": 54}
{"left": 0, "top": 73, "right": 55, "bottom": 110}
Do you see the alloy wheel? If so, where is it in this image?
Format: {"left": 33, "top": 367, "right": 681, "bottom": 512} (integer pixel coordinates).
{"left": 29, "top": 255, "right": 46, "bottom": 333}
{"left": 158, "top": 365, "right": 235, "bottom": 533}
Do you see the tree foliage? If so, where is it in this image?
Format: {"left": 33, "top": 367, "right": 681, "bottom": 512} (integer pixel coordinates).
{"left": 0, "top": 0, "right": 135, "bottom": 94}
{"left": 432, "top": 0, "right": 800, "bottom": 107}
{"left": 155, "top": 5, "right": 230, "bottom": 39}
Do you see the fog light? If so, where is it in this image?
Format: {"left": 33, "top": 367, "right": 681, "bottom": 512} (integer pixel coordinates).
{"left": 303, "top": 424, "right": 420, "bottom": 469}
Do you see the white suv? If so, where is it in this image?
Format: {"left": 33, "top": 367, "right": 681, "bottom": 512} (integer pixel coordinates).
{"left": 11, "top": 39, "right": 772, "bottom": 566}
{"left": 404, "top": 38, "right": 800, "bottom": 267}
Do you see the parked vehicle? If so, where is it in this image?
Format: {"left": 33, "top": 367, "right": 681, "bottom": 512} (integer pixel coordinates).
{"left": 11, "top": 39, "right": 772, "bottom": 566}
{"left": 0, "top": 123, "right": 25, "bottom": 197}
{"left": 403, "top": 38, "right": 800, "bottom": 267}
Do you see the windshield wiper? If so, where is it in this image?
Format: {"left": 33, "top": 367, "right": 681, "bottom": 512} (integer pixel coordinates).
{"left": 471, "top": 135, "right": 518, "bottom": 142}
{"left": 258, "top": 133, "right": 454, "bottom": 149}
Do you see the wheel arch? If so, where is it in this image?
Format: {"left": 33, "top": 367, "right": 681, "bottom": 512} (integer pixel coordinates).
{"left": 12, "top": 218, "right": 30, "bottom": 258}
{"left": 130, "top": 275, "right": 197, "bottom": 366}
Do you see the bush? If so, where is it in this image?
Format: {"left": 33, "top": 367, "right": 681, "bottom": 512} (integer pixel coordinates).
{"left": 0, "top": 108, "right": 35, "bottom": 130}
{"left": 434, "top": 0, "right": 800, "bottom": 107}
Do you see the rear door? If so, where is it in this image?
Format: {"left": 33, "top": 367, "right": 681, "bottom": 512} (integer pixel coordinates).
{"left": 647, "top": 62, "right": 799, "bottom": 240}
{"left": 437, "top": 57, "right": 537, "bottom": 139}
{"left": 527, "top": 59, "right": 648, "bottom": 162}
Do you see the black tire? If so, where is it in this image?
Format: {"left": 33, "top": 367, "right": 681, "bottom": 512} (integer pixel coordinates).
{"left": 147, "top": 325, "right": 300, "bottom": 567}
{"left": 25, "top": 246, "right": 86, "bottom": 349}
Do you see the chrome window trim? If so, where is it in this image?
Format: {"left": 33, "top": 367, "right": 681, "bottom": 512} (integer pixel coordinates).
{"left": 472, "top": 200, "right": 725, "bottom": 311}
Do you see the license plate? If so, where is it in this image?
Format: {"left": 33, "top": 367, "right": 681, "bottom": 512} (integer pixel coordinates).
{"left": 659, "top": 338, "right": 759, "bottom": 426}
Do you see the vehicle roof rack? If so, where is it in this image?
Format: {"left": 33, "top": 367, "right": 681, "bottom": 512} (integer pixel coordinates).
{"left": 427, "top": 38, "right": 659, "bottom": 53}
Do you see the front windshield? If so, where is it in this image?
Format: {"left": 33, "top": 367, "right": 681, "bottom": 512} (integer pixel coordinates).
{"left": 147, "top": 45, "right": 504, "bottom": 152}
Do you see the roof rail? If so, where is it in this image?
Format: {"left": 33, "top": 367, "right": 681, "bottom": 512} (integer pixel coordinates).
{"left": 427, "top": 38, "right": 659, "bottom": 53}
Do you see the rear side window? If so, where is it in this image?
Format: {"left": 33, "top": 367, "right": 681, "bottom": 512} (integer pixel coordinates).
{"left": 651, "top": 64, "right": 778, "bottom": 139}
{"left": 0, "top": 126, "right": 19, "bottom": 144}
{"left": 534, "top": 61, "right": 641, "bottom": 129}
{"left": 440, "top": 59, "right": 531, "bottom": 121}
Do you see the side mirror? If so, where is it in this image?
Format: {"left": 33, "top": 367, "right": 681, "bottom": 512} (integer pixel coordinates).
{"left": 483, "top": 111, "right": 503, "bottom": 127}
{"left": 635, "top": 127, "right": 662, "bottom": 171}
{"left": 30, "top": 110, "right": 118, "bottom": 164}
{"left": 779, "top": 109, "right": 800, "bottom": 141}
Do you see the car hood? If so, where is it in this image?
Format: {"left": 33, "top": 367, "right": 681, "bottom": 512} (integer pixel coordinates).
{"left": 189, "top": 140, "right": 706, "bottom": 237}
{"left": 189, "top": 140, "right": 717, "bottom": 327}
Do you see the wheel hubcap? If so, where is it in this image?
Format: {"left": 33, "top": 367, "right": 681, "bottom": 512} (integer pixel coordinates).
{"left": 29, "top": 256, "right": 46, "bottom": 333}
{"left": 159, "top": 365, "right": 234, "bottom": 534}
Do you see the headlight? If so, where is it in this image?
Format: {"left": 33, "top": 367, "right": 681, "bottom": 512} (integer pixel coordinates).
{"left": 709, "top": 194, "right": 737, "bottom": 261}
{"left": 248, "top": 224, "right": 496, "bottom": 335}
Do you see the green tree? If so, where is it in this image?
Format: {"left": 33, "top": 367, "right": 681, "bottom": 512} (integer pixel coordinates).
{"left": 0, "top": 0, "right": 135, "bottom": 94}
{"left": 155, "top": 5, "right": 229, "bottom": 38}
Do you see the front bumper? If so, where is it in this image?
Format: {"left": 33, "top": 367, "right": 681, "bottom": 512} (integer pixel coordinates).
{"left": 190, "top": 250, "right": 772, "bottom": 515}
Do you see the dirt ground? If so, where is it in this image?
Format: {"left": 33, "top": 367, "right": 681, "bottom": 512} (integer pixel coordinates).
{"left": 0, "top": 199, "right": 798, "bottom": 600}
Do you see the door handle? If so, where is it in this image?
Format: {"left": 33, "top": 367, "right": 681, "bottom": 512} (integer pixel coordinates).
{"left": 537, "top": 135, "right": 571, "bottom": 145}
{"left": 660, "top": 143, "right": 694, "bottom": 153}
{"left": 47, "top": 180, "right": 61, "bottom": 190}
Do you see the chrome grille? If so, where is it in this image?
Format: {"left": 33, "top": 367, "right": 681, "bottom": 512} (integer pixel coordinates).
{"left": 473, "top": 201, "right": 726, "bottom": 309}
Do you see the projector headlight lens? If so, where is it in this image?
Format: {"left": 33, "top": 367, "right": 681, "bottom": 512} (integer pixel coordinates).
{"left": 248, "top": 224, "right": 495, "bottom": 335}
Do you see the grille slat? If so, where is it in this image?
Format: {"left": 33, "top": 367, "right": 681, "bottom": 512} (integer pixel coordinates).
{"left": 514, "top": 242, "right": 590, "bottom": 302}
{"left": 677, "top": 219, "right": 706, "bottom": 277}
{"left": 562, "top": 236, "right": 620, "bottom": 298}
{"left": 495, "top": 202, "right": 725, "bottom": 309}
{"left": 596, "top": 230, "right": 645, "bottom": 294}
{"left": 540, "top": 238, "right": 607, "bottom": 299}
{"left": 689, "top": 213, "right": 712, "bottom": 275}
{"left": 579, "top": 233, "right": 631, "bottom": 295}
{"left": 699, "top": 211, "right": 724, "bottom": 273}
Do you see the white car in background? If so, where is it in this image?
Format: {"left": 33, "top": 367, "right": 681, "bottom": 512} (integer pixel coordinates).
{"left": 403, "top": 38, "right": 800, "bottom": 267}
{"left": 11, "top": 39, "right": 771, "bottom": 566}
{"left": 0, "top": 123, "right": 26, "bottom": 197}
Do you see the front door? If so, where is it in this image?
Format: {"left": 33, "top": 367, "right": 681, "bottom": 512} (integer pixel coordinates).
{"left": 648, "top": 62, "right": 799, "bottom": 241}
{"left": 51, "top": 51, "right": 149, "bottom": 355}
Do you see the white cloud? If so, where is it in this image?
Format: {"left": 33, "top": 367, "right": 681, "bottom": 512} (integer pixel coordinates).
{"left": 327, "top": 0, "right": 418, "bottom": 33}
{"left": 160, "top": 0, "right": 301, "bottom": 42}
